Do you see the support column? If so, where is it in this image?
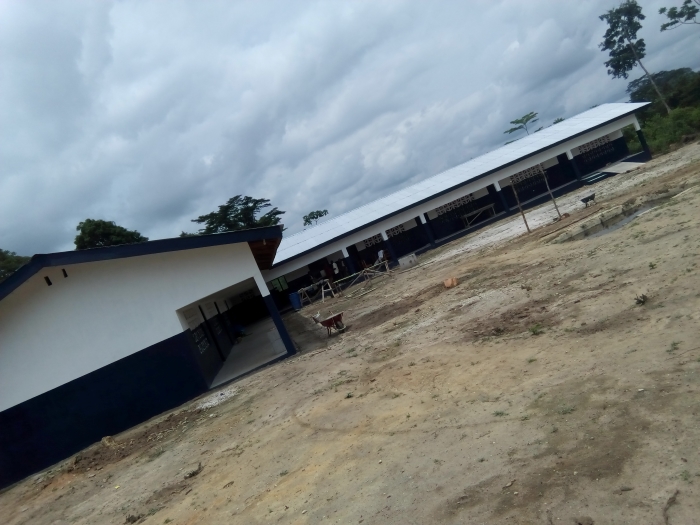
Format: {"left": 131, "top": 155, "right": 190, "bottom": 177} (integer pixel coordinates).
{"left": 566, "top": 150, "right": 582, "bottom": 181}
{"left": 198, "top": 305, "right": 225, "bottom": 361}
{"left": 262, "top": 294, "right": 296, "bottom": 356}
{"left": 380, "top": 231, "right": 398, "bottom": 263}
{"left": 491, "top": 181, "right": 510, "bottom": 213}
{"left": 418, "top": 214, "right": 436, "bottom": 245}
{"left": 342, "top": 247, "right": 356, "bottom": 274}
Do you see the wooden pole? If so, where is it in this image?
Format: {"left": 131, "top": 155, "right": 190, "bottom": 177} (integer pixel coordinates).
{"left": 511, "top": 182, "right": 531, "bottom": 233}
{"left": 538, "top": 164, "right": 562, "bottom": 219}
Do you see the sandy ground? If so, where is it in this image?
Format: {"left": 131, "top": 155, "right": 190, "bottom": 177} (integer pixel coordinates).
{"left": 2, "top": 143, "right": 700, "bottom": 525}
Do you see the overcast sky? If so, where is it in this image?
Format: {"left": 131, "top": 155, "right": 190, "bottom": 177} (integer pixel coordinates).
{"left": 1, "top": 0, "right": 699, "bottom": 255}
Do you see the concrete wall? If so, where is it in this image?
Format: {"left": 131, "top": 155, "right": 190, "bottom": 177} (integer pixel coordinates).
{"left": 263, "top": 114, "right": 638, "bottom": 282}
{"left": 0, "top": 243, "right": 265, "bottom": 412}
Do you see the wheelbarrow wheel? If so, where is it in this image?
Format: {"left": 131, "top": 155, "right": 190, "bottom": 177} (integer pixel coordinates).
{"left": 335, "top": 321, "right": 346, "bottom": 331}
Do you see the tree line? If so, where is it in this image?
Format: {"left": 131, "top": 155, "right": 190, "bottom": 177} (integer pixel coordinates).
{"left": 1, "top": 197, "right": 331, "bottom": 282}
{"left": 504, "top": 0, "right": 700, "bottom": 153}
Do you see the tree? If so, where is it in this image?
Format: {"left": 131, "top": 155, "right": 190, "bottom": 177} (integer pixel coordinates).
{"left": 504, "top": 112, "right": 539, "bottom": 136}
{"left": 189, "top": 195, "right": 285, "bottom": 235}
{"left": 627, "top": 68, "right": 700, "bottom": 119}
{"left": 0, "top": 249, "right": 30, "bottom": 282}
{"left": 599, "top": 0, "right": 671, "bottom": 114}
{"left": 74, "top": 219, "right": 148, "bottom": 250}
{"left": 553, "top": 117, "right": 565, "bottom": 124}
{"left": 660, "top": 0, "right": 699, "bottom": 30}
{"left": 303, "top": 209, "right": 328, "bottom": 227}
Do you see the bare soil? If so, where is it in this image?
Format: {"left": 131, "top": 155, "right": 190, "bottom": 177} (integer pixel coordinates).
{"left": 2, "top": 143, "right": 700, "bottom": 525}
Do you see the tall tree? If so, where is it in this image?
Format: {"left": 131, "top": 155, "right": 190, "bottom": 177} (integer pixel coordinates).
{"left": 0, "top": 249, "right": 30, "bottom": 282}
{"left": 75, "top": 219, "right": 148, "bottom": 250}
{"left": 303, "top": 209, "right": 328, "bottom": 227}
{"left": 189, "top": 195, "right": 285, "bottom": 235}
{"left": 659, "top": 0, "right": 699, "bottom": 30}
{"left": 504, "top": 112, "right": 539, "bottom": 136}
{"left": 553, "top": 117, "right": 565, "bottom": 124}
{"left": 599, "top": 0, "right": 671, "bottom": 114}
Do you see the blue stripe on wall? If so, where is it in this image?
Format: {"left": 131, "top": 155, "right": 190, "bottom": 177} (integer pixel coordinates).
{"left": 0, "top": 331, "right": 208, "bottom": 489}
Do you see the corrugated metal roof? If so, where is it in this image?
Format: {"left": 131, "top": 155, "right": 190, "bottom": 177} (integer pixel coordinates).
{"left": 274, "top": 102, "right": 648, "bottom": 266}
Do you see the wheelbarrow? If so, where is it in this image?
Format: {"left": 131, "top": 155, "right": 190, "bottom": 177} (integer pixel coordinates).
{"left": 312, "top": 311, "right": 346, "bottom": 336}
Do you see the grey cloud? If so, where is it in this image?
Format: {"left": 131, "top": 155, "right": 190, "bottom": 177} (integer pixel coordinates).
{"left": 1, "top": 0, "right": 698, "bottom": 254}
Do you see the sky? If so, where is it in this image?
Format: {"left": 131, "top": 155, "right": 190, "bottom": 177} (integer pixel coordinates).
{"left": 1, "top": 0, "right": 699, "bottom": 255}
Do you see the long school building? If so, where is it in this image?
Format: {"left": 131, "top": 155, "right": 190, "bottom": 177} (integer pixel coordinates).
{"left": 263, "top": 103, "right": 651, "bottom": 298}
{"left": 0, "top": 226, "right": 295, "bottom": 489}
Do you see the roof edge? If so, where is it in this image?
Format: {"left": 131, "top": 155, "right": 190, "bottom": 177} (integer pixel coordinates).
{"left": 0, "top": 225, "right": 284, "bottom": 303}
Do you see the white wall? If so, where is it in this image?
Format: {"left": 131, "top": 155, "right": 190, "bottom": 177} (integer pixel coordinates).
{"left": 263, "top": 115, "right": 638, "bottom": 282}
{"left": 0, "top": 243, "right": 266, "bottom": 412}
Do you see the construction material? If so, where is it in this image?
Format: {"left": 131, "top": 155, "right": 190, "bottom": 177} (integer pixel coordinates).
{"left": 443, "top": 277, "right": 458, "bottom": 288}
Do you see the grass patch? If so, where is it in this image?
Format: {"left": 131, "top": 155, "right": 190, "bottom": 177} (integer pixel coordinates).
{"left": 493, "top": 411, "right": 508, "bottom": 417}
{"left": 557, "top": 405, "right": 576, "bottom": 415}
{"left": 527, "top": 358, "right": 537, "bottom": 363}
{"left": 528, "top": 324, "right": 544, "bottom": 336}
{"left": 279, "top": 470, "right": 289, "bottom": 476}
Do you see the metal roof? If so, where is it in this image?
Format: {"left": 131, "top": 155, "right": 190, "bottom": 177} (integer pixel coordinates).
{"left": 273, "top": 102, "right": 648, "bottom": 266}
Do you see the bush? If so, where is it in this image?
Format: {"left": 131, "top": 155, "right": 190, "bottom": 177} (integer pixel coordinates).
{"left": 644, "top": 107, "right": 700, "bottom": 154}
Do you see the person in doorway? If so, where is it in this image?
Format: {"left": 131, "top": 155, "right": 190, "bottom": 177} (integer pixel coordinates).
{"left": 332, "top": 261, "right": 339, "bottom": 277}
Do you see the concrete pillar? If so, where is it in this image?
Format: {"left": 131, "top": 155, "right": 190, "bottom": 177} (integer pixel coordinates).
{"left": 342, "top": 247, "right": 356, "bottom": 274}
{"left": 262, "top": 294, "right": 296, "bottom": 356}
{"left": 198, "top": 305, "right": 225, "bottom": 361}
{"left": 633, "top": 117, "right": 652, "bottom": 160}
{"left": 381, "top": 231, "right": 398, "bottom": 263}
{"left": 490, "top": 182, "right": 510, "bottom": 213}
{"left": 636, "top": 130, "right": 652, "bottom": 160}
{"left": 418, "top": 215, "right": 435, "bottom": 245}
{"left": 566, "top": 150, "right": 582, "bottom": 180}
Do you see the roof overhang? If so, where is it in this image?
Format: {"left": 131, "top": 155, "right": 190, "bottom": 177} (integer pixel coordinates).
{"left": 0, "top": 225, "right": 284, "bottom": 302}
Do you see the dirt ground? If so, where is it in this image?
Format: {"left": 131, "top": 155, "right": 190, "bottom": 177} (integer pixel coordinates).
{"left": 2, "top": 143, "right": 700, "bottom": 525}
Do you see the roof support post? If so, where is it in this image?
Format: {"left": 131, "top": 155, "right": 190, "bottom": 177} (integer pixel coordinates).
{"left": 537, "top": 164, "right": 562, "bottom": 219}
{"left": 566, "top": 150, "right": 582, "bottom": 181}
{"left": 418, "top": 214, "right": 435, "bottom": 245}
{"left": 381, "top": 231, "right": 398, "bottom": 264}
{"left": 510, "top": 181, "right": 531, "bottom": 234}
{"left": 490, "top": 182, "right": 510, "bottom": 213}
{"left": 261, "top": 292, "right": 296, "bottom": 356}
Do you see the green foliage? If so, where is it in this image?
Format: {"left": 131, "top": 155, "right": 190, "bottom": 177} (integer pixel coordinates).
{"left": 553, "top": 117, "right": 565, "bottom": 124}
{"left": 504, "top": 112, "right": 538, "bottom": 135}
{"left": 528, "top": 323, "right": 544, "bottom": 336}
{"left": 622, "top": 126, "right": 643, "bottom": 153}
{"left": 74, "top": 219, "right": 148, "bottom": 250}
{"left": 659, "top": 1, "right": 699, "bottom": 31}
{"left": 599, "top": 1, "right": 647, "bottom": 80}
{"left": 0, "top": 249, "right": 30, "bottom": 282}
{"left": 643, "top": 107, "right": 700, "bottom": 153}
{"left": 628, "top": 68, "right": 700, "bottom": 119}
{"left": 303, "top": 209, "right": 328, "bottom": 227}
{"left": 188, "top": 195, "right": 285, "bottom": 235}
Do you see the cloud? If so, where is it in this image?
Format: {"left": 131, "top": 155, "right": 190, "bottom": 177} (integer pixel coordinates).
{"left": 1, "top": 0, "right": 699, "bottom": 254}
